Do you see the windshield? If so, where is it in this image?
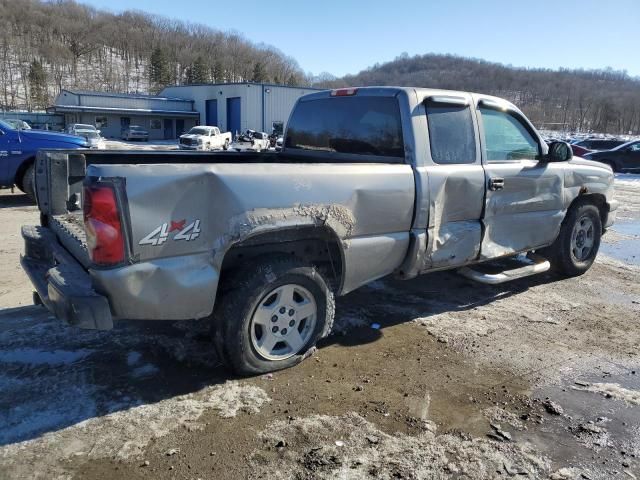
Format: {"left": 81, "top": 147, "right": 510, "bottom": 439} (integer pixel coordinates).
{"left": 75, "top": 124, "right": 96, "bottom": 131}
{"left": 79, "top": 131, "right": 99, "bottom": 139}
{"left": 130, "top": 126, "right": 145, "bottom": 131}
{"left": 188, "top": 127, "right": 210, "bottom": 135}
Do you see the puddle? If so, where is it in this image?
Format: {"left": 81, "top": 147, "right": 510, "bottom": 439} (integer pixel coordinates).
{"left": 525, "top": 370, "right": 640, "bottom": 475}
{"left": 601, "top": 219, "right": 640, "bottom": 265}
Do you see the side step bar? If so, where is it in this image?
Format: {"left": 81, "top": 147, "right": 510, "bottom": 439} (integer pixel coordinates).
{"left": 457, "top": 254, "right": 550, "bottom": 285}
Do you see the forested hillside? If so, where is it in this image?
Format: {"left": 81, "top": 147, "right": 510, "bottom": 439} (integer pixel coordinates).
{"left": 324, "top": 53, "right": 640, "bottom": 135}
{"left": 0, "top": 0, "right": 304, "bottom": 110}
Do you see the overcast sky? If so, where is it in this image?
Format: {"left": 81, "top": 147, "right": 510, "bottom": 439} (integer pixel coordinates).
{"left": 79, "top": 0, "right": 640, "bottom": 78}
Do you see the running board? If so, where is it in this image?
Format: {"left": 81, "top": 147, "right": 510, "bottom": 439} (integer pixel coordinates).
{"left": 457, "top": 254, "right": 550, "bottom": 285}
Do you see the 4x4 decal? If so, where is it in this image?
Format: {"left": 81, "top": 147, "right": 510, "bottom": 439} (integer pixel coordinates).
{"left": 139, "top": 219, "right": 201, "bottom": 246}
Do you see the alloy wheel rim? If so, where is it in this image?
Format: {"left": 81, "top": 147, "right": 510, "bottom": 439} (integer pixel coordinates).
{"left": 249, "top": 283, "right": 317, "bottom": 361}
{"left": 571, "top": 215, "right": 595, "bottom": 262}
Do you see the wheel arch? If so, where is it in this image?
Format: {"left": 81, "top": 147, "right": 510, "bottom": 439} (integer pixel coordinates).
{"left": 219, "top": 226, "right": 346, "bottom": 294}
{"left": 567, "top": 192, "right": 608, "bottom": 232}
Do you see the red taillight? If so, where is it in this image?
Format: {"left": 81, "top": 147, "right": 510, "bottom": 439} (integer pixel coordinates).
{"left": 83, "top": 185, "right": 125, "bottom": 265}
{"left": 330, "top": 88, "right": 358, "bottom": 97}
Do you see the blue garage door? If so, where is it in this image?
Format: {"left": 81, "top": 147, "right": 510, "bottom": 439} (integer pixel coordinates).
{"left": 226, "top": 97, "right": 241, "bottom": 136}
{"left": 205, "top": 99, "right": 218, "bottom": 126}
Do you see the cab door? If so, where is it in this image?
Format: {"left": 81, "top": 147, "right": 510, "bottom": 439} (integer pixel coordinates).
{"left": 475, "top": 98, "right": 564, "bottom": 259}
{"left": 420, "top": 94, "right": 485, "bottom": 270}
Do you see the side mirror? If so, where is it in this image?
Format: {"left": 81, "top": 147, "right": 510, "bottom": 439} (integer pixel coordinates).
{"left": 546, "top": 141, "right": 573, "bottom": 162}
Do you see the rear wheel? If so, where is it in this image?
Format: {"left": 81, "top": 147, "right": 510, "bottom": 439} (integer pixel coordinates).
{"left": 546, "top": 202, "right": 602, "bottom": 276}
{"left": 19, "top": 163, "right": 36, "bottom": 202}
{"left": 223, "top": 139, "right": 229, "bottom": 151}
{"left": 212, "top": 256, "right": 334, "bottom": 375}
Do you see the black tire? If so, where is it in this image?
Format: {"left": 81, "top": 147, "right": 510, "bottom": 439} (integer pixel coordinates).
{"left": 546, "top": 202, "right": 602, "bottom": 277}
{"left": 20, "top": 163, "right": 36, "bottom": 202}
{"left": 223, "top": 139, "right": 229, "bottom": 151}
{"left": 212, "top": 256, "right": 335, "bottom": 376}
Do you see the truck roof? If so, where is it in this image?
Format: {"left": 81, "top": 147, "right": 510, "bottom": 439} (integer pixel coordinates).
{"left": 299, "top": 86, "right": 520, "bottom": 112}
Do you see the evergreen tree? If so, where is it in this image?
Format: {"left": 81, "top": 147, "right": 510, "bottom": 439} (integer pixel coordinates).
{"left": 149, "top": 47, "right": 171, "bottom": 92}
{"left": 191, "top": 57, "right": 208, "bottom": 84}
{"left": 286, "top": 74, "right": 297, "bottom": 86}
{"left": 251, "top": 62, "right": 267, "bottom": 83}
{"left": 211, "top": 61, "right": 224, "bottom": 83}
{"left": 28, "top": 60, "right": 48, "bottom": 110}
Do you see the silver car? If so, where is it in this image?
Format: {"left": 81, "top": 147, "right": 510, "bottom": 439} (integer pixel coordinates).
{"left": 122, "top": 125, "right": 149, "bottom": 141}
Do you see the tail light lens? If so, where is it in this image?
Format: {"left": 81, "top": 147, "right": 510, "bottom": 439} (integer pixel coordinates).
{"left": 83, "top": 185, "right": 125, "bottom": 265}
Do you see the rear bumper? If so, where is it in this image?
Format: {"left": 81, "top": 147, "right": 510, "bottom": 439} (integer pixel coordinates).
{"left": 21, "top": 225, "right": 113, "bottom": 330}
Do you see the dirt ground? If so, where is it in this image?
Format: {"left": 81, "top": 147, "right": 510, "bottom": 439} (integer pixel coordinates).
{"left": 0, "top": 176, "right": 639, "bottom": 480}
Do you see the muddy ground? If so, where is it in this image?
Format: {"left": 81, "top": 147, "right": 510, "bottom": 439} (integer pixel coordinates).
{"left": 0, "top": 176, "right": 639, "bottom": 480}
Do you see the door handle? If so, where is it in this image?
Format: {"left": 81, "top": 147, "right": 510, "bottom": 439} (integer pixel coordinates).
{"left": 488, "top": 177, "right": 505, "bottom": 191}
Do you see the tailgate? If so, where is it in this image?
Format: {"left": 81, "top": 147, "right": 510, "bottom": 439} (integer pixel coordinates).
{"left": 35, "top": 151, "right": 90, "bottom": 267}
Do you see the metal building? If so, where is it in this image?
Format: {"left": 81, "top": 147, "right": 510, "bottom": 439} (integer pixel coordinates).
{"left": 159, "top": 83, "right": 321, "bottom": 137}
{"left": 51, "top": 90, "right": 199, "bottom": 140}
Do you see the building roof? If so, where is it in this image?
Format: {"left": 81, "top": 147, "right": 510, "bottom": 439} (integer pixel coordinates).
{"left": 160, "top": 82, "right": 323, "bottom": 91}
{"left": 52, "top": 105, "right": 200, "bottom": 117}
{"left": 62, "top": 89, "right": 193, "bottom": 102}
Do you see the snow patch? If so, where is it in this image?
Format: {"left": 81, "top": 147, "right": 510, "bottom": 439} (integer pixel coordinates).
{"left": 130, "top": 363, "right": 159, "bottom": 378}
{"left": 0, "top": 381, "right": 270, "bottom": 478}
{"left": 252, "top": 412, "right": 551, "bottom": 479}
{"left": 126, "top": 351, "right": 142, "bottom": 366}
{"left": 573, "top": 382, "right": 640, "bottom": 406}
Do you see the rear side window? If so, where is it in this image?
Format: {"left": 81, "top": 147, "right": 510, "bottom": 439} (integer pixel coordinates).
{"left": 285, "top": 96, "right": 404, "bottom": 159}
{"left": 425, "top": 104, "right": 476, "bottom": 164}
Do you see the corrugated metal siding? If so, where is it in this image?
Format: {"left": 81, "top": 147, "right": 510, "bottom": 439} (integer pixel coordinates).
{"left": 160, "top": 83, "right": 319, "bottom": 135}
{"left": 78, "top": 95, "right": 192, "bottom": 111}
{"left": 264, "top": 87, "right": 312, "bottom": 134}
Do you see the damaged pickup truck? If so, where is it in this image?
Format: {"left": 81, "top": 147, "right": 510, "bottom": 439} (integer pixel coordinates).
{"left": 21, "top": 87, "right": 618, "bottom": 374}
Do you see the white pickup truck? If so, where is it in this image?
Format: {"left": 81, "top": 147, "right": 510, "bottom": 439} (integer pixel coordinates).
{"left": 179, "top": 126, "right": 232, "bottom": 151}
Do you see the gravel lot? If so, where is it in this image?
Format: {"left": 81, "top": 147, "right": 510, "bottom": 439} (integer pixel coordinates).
{"left": 0, "top": 175, "right": 639, "bottom": 480}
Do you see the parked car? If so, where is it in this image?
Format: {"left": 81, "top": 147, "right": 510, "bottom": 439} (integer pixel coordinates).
{"left": 76, "top": 129, "right": 105, "bottom": 149}
{"left": 21, "top": 87, "right": 617, "bottom": 375}
{"left": 231, "top": 130, "right": 270, "bottom": 152}
{"left": 0, "top": 119, "right": 87, "bottom": 200}
{"left": 570, "top": 144, "right": 592, "bottom": 157}
{"left": 67, "top": 123, "right": 98, "bottom": 136}
{"left": 179, "top": 126, "right": 232, "bottom": 151}
{"left": 572, "top": 139, "right": 626, "bottom": 151}
{"left": 3, "top": 119, "right": 31, "bottom": 130}
{"left": 584, "top": 140, "right": 640, "bottom": 172}
{"left": 122, "top": 125, "right": 149, "bottom": 141}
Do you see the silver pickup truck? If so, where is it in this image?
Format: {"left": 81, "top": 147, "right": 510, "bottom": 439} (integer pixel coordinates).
{"left": 21, "top": 87, "right": 618, "bottom": 374}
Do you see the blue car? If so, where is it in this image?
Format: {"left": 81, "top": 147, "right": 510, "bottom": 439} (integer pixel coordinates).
{"left": 0, "top": 120, "right": 88, "bottom": 200}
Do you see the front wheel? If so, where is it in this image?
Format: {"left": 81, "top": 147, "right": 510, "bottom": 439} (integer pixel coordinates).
{"left": 212, "top": 256, "right": 334, "bottom": 375}
{"left": 547, "top": 202, "right": 602, "bottom": 276}
{"left": 223, "top": 139, "right": 229, "bottom": 151}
